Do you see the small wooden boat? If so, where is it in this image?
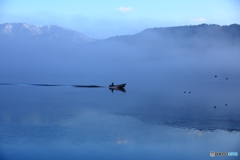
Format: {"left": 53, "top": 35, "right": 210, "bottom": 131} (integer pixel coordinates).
{"left": 109, "top": 83, "right": 126, "bottom": 88}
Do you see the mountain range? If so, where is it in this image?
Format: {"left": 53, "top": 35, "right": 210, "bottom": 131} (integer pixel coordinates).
{"left": 1, "top": 22, "right": 240, "bottom": 51}
{"left": 105, "top": 23, "right": 240, "bottom": 49}
{"left": 0, "top": 23, "right": 96, "bottom": 48}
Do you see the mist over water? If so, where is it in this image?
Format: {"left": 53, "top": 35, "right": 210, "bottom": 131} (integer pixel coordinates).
{"left": 0, "top": 24, "right": 240, "bottom": 159}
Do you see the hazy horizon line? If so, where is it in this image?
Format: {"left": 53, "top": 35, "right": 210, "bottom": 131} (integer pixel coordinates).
{"left": 1, "top": 22, "right": 239, "bottom": 39}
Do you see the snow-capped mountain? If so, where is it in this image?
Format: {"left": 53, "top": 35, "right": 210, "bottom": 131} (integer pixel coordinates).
{"left": 0, "top": 23, "right": 96, "bottom": 47}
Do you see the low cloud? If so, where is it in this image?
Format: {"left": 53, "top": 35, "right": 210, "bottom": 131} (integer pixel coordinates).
{"left": 190, "top": 17, "right": 207, "bottom": 23}
{"left": 118, "top": 7, "right": 133, "bottom": 12}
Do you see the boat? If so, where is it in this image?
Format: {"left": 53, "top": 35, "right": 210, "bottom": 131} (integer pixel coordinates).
{"left": 109, "top": 83, "right": 126, "bottom": 88}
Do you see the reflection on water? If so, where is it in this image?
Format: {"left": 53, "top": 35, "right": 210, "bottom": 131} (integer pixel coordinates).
{"left": 109, "top": 87, "right": 126, "bottom": 92}
{"left": 0, "top": 81, "right": 239, "bottom": 159}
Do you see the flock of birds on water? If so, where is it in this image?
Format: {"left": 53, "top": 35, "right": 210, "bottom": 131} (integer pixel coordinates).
{"left": 183, "top": 75, "right": 229, "bottom": 109}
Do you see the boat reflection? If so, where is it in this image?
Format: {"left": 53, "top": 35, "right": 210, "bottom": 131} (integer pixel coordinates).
{"left": 109, "top": 87, "right": 126, "bottom": 93}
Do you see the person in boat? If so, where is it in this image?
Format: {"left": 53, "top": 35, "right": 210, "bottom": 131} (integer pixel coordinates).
{"left": 109, "top": 82, "right": 114, "bottom": 87}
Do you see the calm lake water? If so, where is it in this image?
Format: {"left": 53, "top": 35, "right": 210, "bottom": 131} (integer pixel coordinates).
{"left": 0, "top": 50, "right": 240, "bottom": 160}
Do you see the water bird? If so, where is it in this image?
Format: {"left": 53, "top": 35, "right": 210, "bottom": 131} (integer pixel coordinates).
{"left": 214, "top": 75, "right": 217, "bottom": 78}
{"left": 184, "top": 91, "right": 186, "bottom": 93}
{"left": 214, "top": 106, "right": 216, "bottom": 108}
{"left": 225, "top": 104, "right": 228, "bottom": 106}
{"left": 189, "top": 92, "right": 191, "bottom": 94}
{"left": 226, "top": 78, "right": 228, "bottom": 80}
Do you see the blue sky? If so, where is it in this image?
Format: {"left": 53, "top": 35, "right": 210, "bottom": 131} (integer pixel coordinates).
{"left": 0, "top": 0, "right": 240, "bottom": 38}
